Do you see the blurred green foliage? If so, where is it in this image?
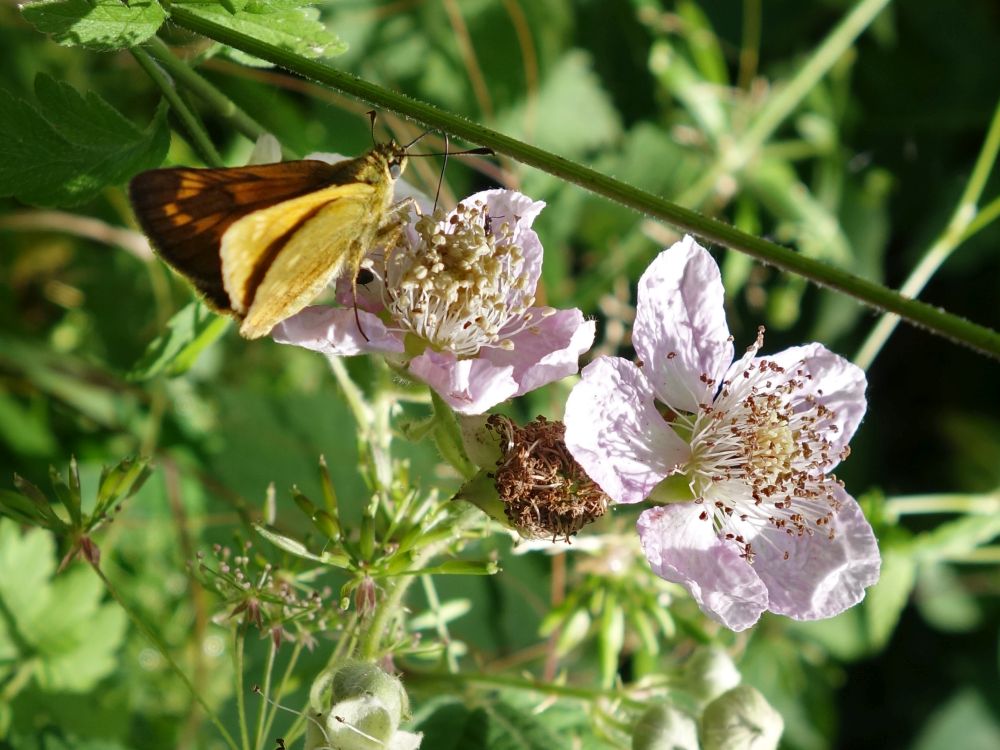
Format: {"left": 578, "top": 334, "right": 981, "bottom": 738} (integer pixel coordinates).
{"left": 1, "top": 1, "right": 1000, "bottom": 749}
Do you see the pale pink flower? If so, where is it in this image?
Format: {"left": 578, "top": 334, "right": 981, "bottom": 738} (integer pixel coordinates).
{"left": 564, "top": 236, "right": 880, "bottom": 631}
{"left": 274, "top": 189, "right": 594, "bottom": 415}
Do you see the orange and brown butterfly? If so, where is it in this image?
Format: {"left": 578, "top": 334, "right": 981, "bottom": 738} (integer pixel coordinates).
{"left": 129, "top": 141, "right": 414, "bottom": 339}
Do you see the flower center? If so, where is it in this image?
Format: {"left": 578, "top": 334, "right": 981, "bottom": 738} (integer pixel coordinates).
{"left": 675, "top": 332, "right": 849, "bottom": 562}
{"left": 383, "top": 200, "right": 535, "bottom": 358}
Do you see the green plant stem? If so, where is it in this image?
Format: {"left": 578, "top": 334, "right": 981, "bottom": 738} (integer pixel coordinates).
{"left": 252, "top": 638, "right": 278, "bottom": 750}
{"left": 420, "top": 574, "right": 458, "bottom": 672}
{"left": 945, "top": 546, "right": 1000, "bottom": 564}
{"left": 132, "top": 47, "right": 223, "bottom": 168}
{"left": 680, "top": 0, "right": 892, "bottom": 207}
{"left": 144, "top": 37, "right": 299, "bottom": 161}
{"left": 89, "top": 563, "right": 240, "bottom": 750}
{"left": 234, "top": 625, "right": 250, "bottom": 750}
{"left": 855, "top": 94, "right": 1000, "bottom": 369}
{"left": 166, "top": 5, "right": 1000, "bottom": 360}
{"left": 407, "top": 670, "right": 648, "bottom": 711}
{"left": 260, "top": 640, "right": 303, "bottom": 747}
{"left": 883, "top": 493, "right": 1000, "bottom": 523}
{"left": 358, "top": 506, "right": 481, "bottom": 660}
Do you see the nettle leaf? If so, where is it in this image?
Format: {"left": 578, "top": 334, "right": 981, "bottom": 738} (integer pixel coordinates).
{"left": 0, "top": 74, "right": 169, "bottom": 207}
{"left": 20, "top": 0, "right": 165, "bottom": 51}
{"left": 172, "top": 1, "right": 347, "bottom": 67}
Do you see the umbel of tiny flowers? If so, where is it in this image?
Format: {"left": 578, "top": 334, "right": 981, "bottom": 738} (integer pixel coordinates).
{"left": 564, "top": 236, "right": 880, "bottom": 632}
{"left": 273, "top": 189, "right": 595, "bottom": 415}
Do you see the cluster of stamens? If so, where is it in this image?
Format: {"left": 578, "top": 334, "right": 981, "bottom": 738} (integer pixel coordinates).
{"left": 383, "top": 200, "right": 537, "bottom": 357}
{"left": 488, "top": 415, "right": 610, "bottom": 541}
{"left": 671, "top": 330, "right": 848, "bottom": 563}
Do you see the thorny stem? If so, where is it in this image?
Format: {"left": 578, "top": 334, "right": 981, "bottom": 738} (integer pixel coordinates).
{"left": 89, "top": 563, "right": 240, "bottom": 750}
{"left": 166, "top": 5, "right": 1000, "bottom": 360}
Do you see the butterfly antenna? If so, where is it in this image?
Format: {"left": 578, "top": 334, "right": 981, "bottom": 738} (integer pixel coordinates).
{"left": 366, "top": 110, "right": 378, "bottom": 146}
{"left": 434, "top": 132, "right": 450, "bottom": 212}
{"left": 404, "top": 130, "right": 432, "bottom": 150}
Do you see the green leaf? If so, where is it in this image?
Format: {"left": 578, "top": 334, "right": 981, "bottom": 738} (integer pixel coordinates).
{"left": 128, "top": 303, "right": 230, "bottom": 381}
{"left": 0, "top": 74, "right": 169, "bottom": 207}
{"left": 254, "top": 523, "right": 351, "bottom": 568}
{"left": 862, "top": 547, "right": 916, "bottom": 651}
{"left": 20, "top": 0, "right": 166, "bottom": 51}
{"left": 172, "top": 1, "right": 347, "bottom": 67}
{"left": 0, "top": 521, "right": 127, "bottom": 693}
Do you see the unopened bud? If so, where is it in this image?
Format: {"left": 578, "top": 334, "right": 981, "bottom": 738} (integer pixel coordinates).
{"left": 681, "top": 647, "right": 741, "bottom": 705}
{"left": 700, "top": 685, "right": 783, "bottom": 750}
{"left": 631, "top": 703, "right": 699, "bottom": 750}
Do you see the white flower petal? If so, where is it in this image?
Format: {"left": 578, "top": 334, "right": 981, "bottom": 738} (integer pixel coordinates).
{"left": 765, "top": 343, "right": 867, "bottom": 470}
{"left": 564, "top": 357, "right": 690, "bottom": 505}
{"left": 637, "top": 504, "right": 769, "bottom": 632}
{"left": 633, "top": 237, "right": 734, "bottom": 413}
{"left": 272, "top": 306, "right": 404, "bottom": 356}
{"left": 751, "top": 484, "right": 880, "bottom": 621}
{"left": 407, "top": 349, "right": 518, "bottom": 415}
{"left": 482, "top": 308, "right": 594, "bottom": 398}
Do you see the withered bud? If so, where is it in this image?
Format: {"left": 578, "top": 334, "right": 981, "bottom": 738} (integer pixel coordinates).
{"left": 487, "top": 415, "right": 609, "bottom": 542}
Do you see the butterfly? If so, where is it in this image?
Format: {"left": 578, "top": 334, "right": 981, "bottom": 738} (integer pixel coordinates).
{"left": 129, "top": 143, "right": 413, "bottom": 339}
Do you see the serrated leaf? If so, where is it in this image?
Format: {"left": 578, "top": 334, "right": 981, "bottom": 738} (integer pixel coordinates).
{"left": 0, "top": 74, "right": 169, "bottom": 207}
{"left": 497, "top": 50, "right": 621, "bottom": 156}
{"left": 172, "top": 0, "right": 347, "bottom": 68}
{"left": 20, "top": 0, "right": 165, "bottom": 51}
{"left": 128, "top": 302, "right": 230, "bottom": 381}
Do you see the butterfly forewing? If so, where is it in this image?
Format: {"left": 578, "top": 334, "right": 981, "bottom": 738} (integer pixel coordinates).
{"left": 129, "top": 160, "right": 353, "bottom": 312}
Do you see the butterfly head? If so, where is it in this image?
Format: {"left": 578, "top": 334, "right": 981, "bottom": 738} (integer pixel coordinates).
{"left": 368, "top": 141, "right": 409, "bottom": 183}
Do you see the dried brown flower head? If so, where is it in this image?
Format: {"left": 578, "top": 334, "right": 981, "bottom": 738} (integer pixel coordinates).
{"left": 487, "top": 415, "right": 609, "bottom": 541}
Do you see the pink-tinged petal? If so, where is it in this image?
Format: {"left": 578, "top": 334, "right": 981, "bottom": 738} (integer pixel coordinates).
{"left": 476, "top": 189, "right": 546, "bottom": 294}
{"left": 765, "top": 343, "right": 867, "bottom": 469}
{"left": 564, "top": 357, "right": 690, "bottom": 505}
{"left": 334, "top": 262, "right": 386, "bottom": 314}
{"left": 751, "top": 484, "right": 880, "bottom": 621}
{"left": 637, "top": 504, "right": 769, "bottom": 632}
{"left": 272, "top": 306, "right": 404, "bottom": 356}
{"left": 480, "top": 308, "right": 595, "bottom": 398}
{"left": 633, "top": 237, "right": 734, "bottom": 413}
{"left": 407, "top": 350, "right": 518, "bottom": 415}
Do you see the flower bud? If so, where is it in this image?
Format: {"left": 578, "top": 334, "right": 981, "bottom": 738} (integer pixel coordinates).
{"left": 681, "top": 647, "right": 741, "bottom": 705}
{"left": 305, "top": 661, "right": 421, "bottom": 750}
{"left": 700, "top": 686, "right": 783, "bottom": 750}
{"left": 631, "top": 703, "right": 699, "bottom": 750}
